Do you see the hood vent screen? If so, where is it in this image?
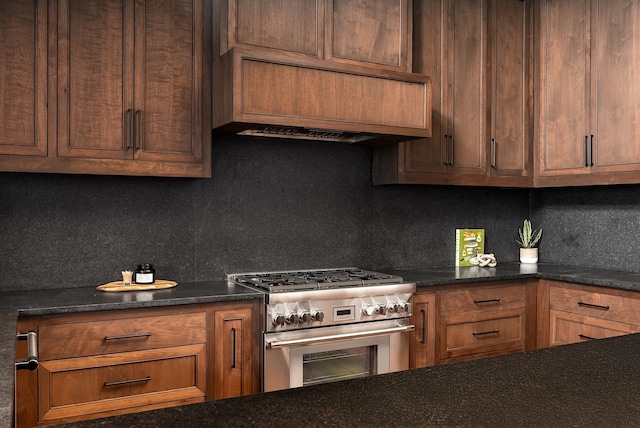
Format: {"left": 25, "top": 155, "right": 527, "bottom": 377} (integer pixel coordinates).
{"left": 237, "top": 126, "right": 378, "bottom": 144}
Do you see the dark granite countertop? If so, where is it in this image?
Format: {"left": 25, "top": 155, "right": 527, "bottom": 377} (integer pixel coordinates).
{"left": 58, "top": 332, "right": 640, "bottom": 427}
{"left": 386, "top": 262, "right": 640, "bottom": 292}
{"left": 3, "top": 263, "right": 640, "bottom": 427}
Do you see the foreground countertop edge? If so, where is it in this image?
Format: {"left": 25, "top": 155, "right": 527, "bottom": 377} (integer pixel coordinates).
{"left": 3, "top": 262, "right": 640, "bottom": 427}
{"left": 56, "top": 332, "right": 640, "bottom": 428}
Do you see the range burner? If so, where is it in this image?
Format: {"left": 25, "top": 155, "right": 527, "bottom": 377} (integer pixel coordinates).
{"left": 227, "top": 267, "right": 401, "bottom": 293}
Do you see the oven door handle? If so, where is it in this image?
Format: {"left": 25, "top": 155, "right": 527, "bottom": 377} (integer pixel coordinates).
{"left": 266, "top": 325, "right": 415, "bottom": 349}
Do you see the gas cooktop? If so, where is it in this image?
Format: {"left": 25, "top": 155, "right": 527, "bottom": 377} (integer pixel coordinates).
{"left": 226, "top": 267, "right": 403, "bottom": 293}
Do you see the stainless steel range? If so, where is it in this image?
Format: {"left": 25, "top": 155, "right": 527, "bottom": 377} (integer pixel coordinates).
{"left": 226, "top": 268, "right": 415, "bottom": 392}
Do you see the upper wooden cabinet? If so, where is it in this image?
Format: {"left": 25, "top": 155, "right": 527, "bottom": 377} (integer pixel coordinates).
{"left": 0, "top": 0, "right": 211, "bottom": 178}
{"left": 535, "top": 0, "right": 640, "bottom": 187}
{"left": 373, "top": 0, "right": 532, "bottom": 186}
{"left": 217, "top": 0, "right": 412, "bottom": 71}
{"left": 0, "top": 0, "right": 48, "bottom": 157}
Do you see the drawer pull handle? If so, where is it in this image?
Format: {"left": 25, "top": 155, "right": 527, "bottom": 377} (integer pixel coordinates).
{"left": 104, "top": 332, "right": 152, "bottom": 341}
{"left": 231, "top": 327, "right": 237, "bottom": 369}
{"left": 578, "top": 334, "right": 599, "bottom": 341}
{"left": 15, "top": 331, "right": 39, "bottom": 371}
{"left": 472, "top": 329, "right": 499, "bottom": 337}
{"left": 104, "top": 376, "right": 151, "bottom": 387}
{"left": 577, "top": 301, "right": 610, "bottom": 311}
{"left": 420, "top": 309, "right": 426, "bottom": 344}
{"left": 474, "top": 298, "right": 501, "bottom": 304}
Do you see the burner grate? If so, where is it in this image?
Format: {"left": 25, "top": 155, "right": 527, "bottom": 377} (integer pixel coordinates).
{"left": 228, "top": 268, "right": 401, "bottom": 293}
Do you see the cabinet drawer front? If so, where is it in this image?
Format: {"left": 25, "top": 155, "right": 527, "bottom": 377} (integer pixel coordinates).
{"left": 38, "top": 345, "right": 206, "bottom": 422}
{"left": 38, "top": 312, "right": 207, "bottom": 360}
{"left": 549, "top": 286, "right": 640, "bottom": 325}
{"left": 440, "top": 284, "right": 526, "bottom": 316}
{"left": 550, "top": 310, "right": 640, "bottom": 347}
{"left": 441, "top": 310, "right": 525, "bottom": 359}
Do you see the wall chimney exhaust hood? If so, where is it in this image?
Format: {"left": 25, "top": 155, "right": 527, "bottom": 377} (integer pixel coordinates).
{"left": 213, "top": 49, "right": 432, "bottom": 145}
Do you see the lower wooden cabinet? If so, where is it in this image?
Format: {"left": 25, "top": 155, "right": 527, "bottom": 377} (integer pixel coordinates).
{"left": 410, "top": 293, "right": 436, "bottom": 368}
{"left": 212, "top": 304, "right": 258, "bottom": 400}
{"left": 549, "top": 310, "right": 639, "bottom": 346}
{"left": 412, "top": 280, "right": 537, "bottom": 367}
{"left": 437, "top": 281, "right": 536, "bottom": 363}
{"left": 15, "top": 300, "right": 260, "bottom": 427}
{"left": 539, "top": 280, "right": 640, "bottom": 347}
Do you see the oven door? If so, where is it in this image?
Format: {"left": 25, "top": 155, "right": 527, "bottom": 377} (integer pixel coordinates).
{"left": 263, "top": 319, "right": 413, "bottom": 392}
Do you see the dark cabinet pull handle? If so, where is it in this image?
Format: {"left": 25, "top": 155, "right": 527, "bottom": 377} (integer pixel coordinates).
{"left": 135, "top": 109, "right": 142, "bottom": 150}
{"left": 231, "top": 327, "right": 237, "bottom": 368}
{"left": 584, "top": 135, "right": 589, "bottom": 167}
{"left": 443, "top": 135, "right": 450, "bottom": 165}
{"left": 104, "top": 332, "right": 152, "bottom": 341}
{"left": 473, "top": 329, "right": 499, "bottom": 336}
{"left": 104, "top": 376, "right": 151, "bottom": 387}
{"left": 491, "top": 138, "right": 497, "bottom": 168}
{"left": 450, "top": 135, "right": 454, "bottom": 166}
{"left": 125, "top": 108, "right": 133, "bottom": 150}
{"left": 474, "top": 298, "right": 501, "bottom": 304}
{"left": 15, "top": 331, "right": 39, "bottom": 371}
{"left": 578, "top": 334, "right": 598, "bottom": 341}
{"left": 577, "top": 301, "right": 610, "bottom": 311}
{"left": 589, "top": 134, "right": 594, "bottom": 166}
{"left": 420, "top": 309, "right": 426, "bottom": 344}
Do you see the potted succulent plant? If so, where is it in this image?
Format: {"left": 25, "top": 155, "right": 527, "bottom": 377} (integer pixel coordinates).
{"left": 517, "top": 219, "right": 542, "bottom": 263}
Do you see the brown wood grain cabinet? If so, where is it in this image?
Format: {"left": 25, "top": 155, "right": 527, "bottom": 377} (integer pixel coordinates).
{"left": 0, "top": 0, "right": 48, "bottom": 158}
{"left": 15, "top": 301, "right": 260, "bottom": 427}
{"left": 537, "top": 280, "right": 640, "bottom": 348}
{"left": 373, "top": 0, "right": 532, "bottom": 186}
{"left": 535, "top": 0, "right": 640, "bottom": 187}
{"left": 0, "top": 0, "right": 211, "bottom": 178}
{"left": 435, "top": 280, "right": 537, "bottom": 364}
{"left": 217, "top": 0, "right": 412, "bottom": 71}
{"left": 409, "top": 293, "right": 436, "bottom": 368}
{"left": 213, "top": 304, "right": 257, "bottom": 400}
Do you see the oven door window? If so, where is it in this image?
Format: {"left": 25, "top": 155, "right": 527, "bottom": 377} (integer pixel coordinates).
{"left": 302, "top": 346, "right": 376, "bottom": 386}
{"left": 289, "top": 336, "right": 390, "bottom": 388}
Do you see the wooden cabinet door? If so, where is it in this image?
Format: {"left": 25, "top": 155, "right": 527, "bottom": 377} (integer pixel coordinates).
{"left": 214, "top": 307, "right": 253, "bottom": 399}
{"left": 326, "top": 0, "right": 412, "bottom": 71}
{"left": 410, "top": 293, "right": 436, "bottom": 369}
{"left": 398, "top": 0, "right": 447, "bottom": 176}
{"left": 134, "top": 0, "right": 206, "bottom": 164}
{"left": 536, "top": 0, "right": 590, "bottom": 179}
{"left": 0, "top": 0, "right": 48, "bottom": 157}
{"left": 488, "top": 0, "right": 530, "bottom": 180}
{"left": 222, "top": 0, "right": 321, "bottom": 57}
{"left": 445, "top": 0, "right": 487, "bottom": 175}
{"left": 56, "top": 0, "right": 133, "bottom": 160}
{"left": 387, "top": 0, "right": 487, "bottom": 179}
{"left": 591, "top": 0, "right": 640, "bottom": 174}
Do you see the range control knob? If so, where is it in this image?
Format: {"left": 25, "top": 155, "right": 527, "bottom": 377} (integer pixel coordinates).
{"left": 311, "top": 309, "right": 324, "bottom": 322}
{"left": 387, "top": 302, "right": 400, "bottom": 313}
{"left": 376, "top": 304, "right": 387, "bottom": 315}
{"left": 285, "top": 312, "right": 299, "bottom": 324}
{"left": 401, "top": 302, "right": 411, "bottom": 313}
{"left": 362, "top": 305, "right": 376, "bottom": 316}
{"left": 272, "top": 313, "right": 286, "bottom": 326}
{"left": 298, "top": 311, "right": 311, "bottom": 323}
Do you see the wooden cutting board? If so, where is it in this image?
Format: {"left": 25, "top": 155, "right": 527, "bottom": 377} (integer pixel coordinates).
{"left": 96, "top": 280, "right": 177, "bottom": 292}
